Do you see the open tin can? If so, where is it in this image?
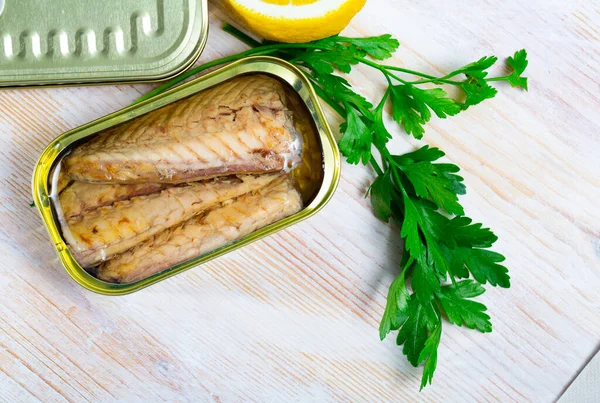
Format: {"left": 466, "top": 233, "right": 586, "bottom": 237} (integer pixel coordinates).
{"left": 0, "top": 0, "right": 208, "bottom": 86}
{"left": 32, "top": 56, "right": 341, "bottom": 295}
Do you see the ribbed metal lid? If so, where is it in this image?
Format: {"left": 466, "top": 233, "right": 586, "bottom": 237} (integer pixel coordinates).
{"left": 0, "top": 0, "right": 208, "bottom": 86}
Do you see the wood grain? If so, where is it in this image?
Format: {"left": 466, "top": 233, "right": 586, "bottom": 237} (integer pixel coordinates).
{"left": 0, "top": 0, "right": 599, "bottom": 401}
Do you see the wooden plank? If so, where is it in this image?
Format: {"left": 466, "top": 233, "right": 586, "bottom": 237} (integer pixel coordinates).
{"left": 0, "top": 0, "right": 598, "bottom": 401}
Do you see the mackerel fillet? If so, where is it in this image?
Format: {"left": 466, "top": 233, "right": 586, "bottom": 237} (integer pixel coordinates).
{"left": 65, "top": 174, "right": 281, "bottom": 267}
{"left": 96, "top": 177, "right": 302, "bottom": 283}
{"left": 59, "top": 180, "right": 167, "bottom": 219}
{"left": 62, "top": 75, "right": 301, "bottom": 184}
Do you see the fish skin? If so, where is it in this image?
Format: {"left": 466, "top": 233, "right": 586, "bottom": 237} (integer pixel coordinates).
{"left": 59, "top": 181, "right": 167, "bottom": 219}
{"left": 96, "top": 177, "right": 302, "bottom": 284}
{"left": 65, "top": 174, "right": 282, "bottom": 267}
{"left": 62, "top": 75, "right": 301, "bottom": 184}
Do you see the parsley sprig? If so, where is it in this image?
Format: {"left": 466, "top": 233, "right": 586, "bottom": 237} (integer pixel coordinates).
{"left": 135, "top": 24, "right": 528, "bottom": 390}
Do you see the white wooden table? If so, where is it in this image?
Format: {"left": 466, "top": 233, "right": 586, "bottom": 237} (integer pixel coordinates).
{"left": 1, "top": 1, "right": 598, "bottom": 401}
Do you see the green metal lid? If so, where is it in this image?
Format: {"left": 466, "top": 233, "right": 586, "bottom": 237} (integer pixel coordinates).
{"left": 0, "top": 0, "right": 208, "bottom": 86}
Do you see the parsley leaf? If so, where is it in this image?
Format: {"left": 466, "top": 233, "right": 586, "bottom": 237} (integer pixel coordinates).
{"left": 372, "top": 90, "right": 392, "bottom": 148}
{"left": 396, "top": 297, "right": 439, "bottom": 366}
{"left": 401, "top": 161, "right": 465, "bottom": 216}
{"left": 407, "top": 198, "right": 451, "bottom": 277}
{"left": 313, "top": 73, "right": 373, "bottom": 117}
{"left": 411, "top": 87, "right": 462, "bottom": 120}
{"left": 294, "top": 44, "right": 363, "bottom": 74}
{"left": 411, "top": 261, "right": 441, "bottom": 302}
{"left": 437, "top": 280, "right": 492, "bottom": 332}
{"left": 437, "top": 164, "right": 467, "bottom": 195}
{"left": 506, "top": 49, "right": 529, "bottom": 90}
{"left": 316, "top": 34, "right": 400, "bottom": 60}
{"left": 445, "top": 247, "right": 510, "bottom": 287}
{"left": 461, "top": 75, "right": 499, "bottom": 107}
{"left": 340, "top": 34, "right": 400, "bottom": 60}
{"left": 390, "top": 85, "right": 426, "bottom": 139}
{"left": 370, "top": 171, "right": 394, "bottom": 222}
{"left": 398, "top": 193, "right": 426, "bottom": 265}
{"left": 443, "top": 216, "right": 498, "bottom": 249}
{"left": 395, "top": 145, "right": 445, "bottom": 164}
{"left": 390, "top": 86, "right": 462, "bottom": 139}
{"left": 399, "top": 193, "right": 509, "bottom": 287}
{"left": 379, "top": 274, "right": 411, "bottom": 340}
{"left": 457, "top": 56, "right": 498, "bottom": 77}
{"left": 418, "top": 322, "right": 442, "bottom": 390}
{"left": 339, "top": 106, "right": 373, "bottom": 164}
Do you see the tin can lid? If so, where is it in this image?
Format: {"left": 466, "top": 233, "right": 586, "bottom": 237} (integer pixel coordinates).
{"left": 0, "top": 0, "right": 208, "bottom": 87}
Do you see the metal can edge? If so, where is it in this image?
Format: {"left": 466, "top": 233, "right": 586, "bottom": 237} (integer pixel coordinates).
{"left": 32, "top": 56, "right": 341, "bottom": 295}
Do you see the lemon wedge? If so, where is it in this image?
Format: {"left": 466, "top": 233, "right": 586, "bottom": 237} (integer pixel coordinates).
{"left": 224, "top": 0, "right": 366, "bottom": 43}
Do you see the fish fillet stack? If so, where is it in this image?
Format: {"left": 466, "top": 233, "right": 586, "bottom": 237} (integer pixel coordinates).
{"left": 55, "top": 75, "right": 304, "bottom": 284}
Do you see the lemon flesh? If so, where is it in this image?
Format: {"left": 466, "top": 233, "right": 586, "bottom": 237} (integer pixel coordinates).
{"left": 225, "top": 0, "right": 366, "bottom": 43}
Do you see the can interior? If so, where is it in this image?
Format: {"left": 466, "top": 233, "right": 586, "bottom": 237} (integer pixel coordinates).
{"left": 46, "top": 73, "right": 326, "bottom": 286}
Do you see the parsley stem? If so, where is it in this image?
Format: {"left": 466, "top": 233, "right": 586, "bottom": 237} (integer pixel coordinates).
{"left": 486, "top": 76, "right": 511, "bottom": 82}
{"left": 371, "top": 158, "right": 384, "bottom": 177}
{"left": 370, "top": 62, "right": 460, "bottom": 85}
{"left": 384, "top": 70, "right": 408, "bottom": 85}
{"left": 333, "top": 35, "right": 368, "bottom": 43}
{"left": 409, "top": 72, "right": 514, "bottom": 86}
{"left": 383, "top": 73, "right": 393, "bottom": 86}
{"left": 382, "top": 65, "right": 439, "bottom": 80}
{"left": 378, "top": 144, "right": 393, "bottom": 163}
{"left": 409, "top": 77, "right": 456, "bottom": 84}
{"left": 402, "top": 256, "right": 415, "bottom": 274}
{"left": 376, "top": 145, "right": 406, "bottom": 196}
{"left": 357, "top": 58, "right": 409, "bottom": 84}
{"left": 222, "top": 23, "right": 262, "bottom": 48}
{"left": 388, "top": 159, "right": 406, "bottom": 197}
{"left": 393, "top": 168, "right": 409, "bottom": 201}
